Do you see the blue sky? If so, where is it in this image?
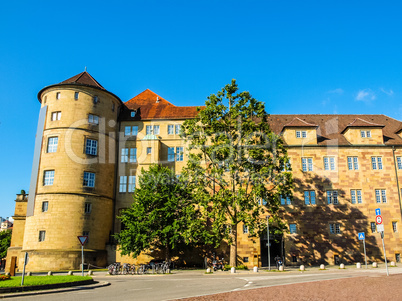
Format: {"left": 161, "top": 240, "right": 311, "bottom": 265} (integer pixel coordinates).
{"left": 1, "top": 0, "right": 402, "bottom": 218}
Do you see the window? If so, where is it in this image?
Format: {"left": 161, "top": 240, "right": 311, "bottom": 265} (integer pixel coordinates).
{"left": 88, "top": 114, "right": 99, "bottom": 125}
{"left": 371, "top": 222, "right": 376, "bottom": 233}
{"left": 51, "top": 111, "right": 61, "bottom": 121}
{"left": 351, "top": 190, "right": 362, "bottom": 204}
{"left": 74, "top": 92, "right": 79, "bottom": 100}
{"left": 119, "top": 176, "right": 127, "bottom": 192}
{"left": 47, "top": 137, "right": 58, "bottom": 153}
{"left": 168, "top": 125, "right": 174, "bottom": 135}
{"left": 146, "top": 125, "right": 152, "bottom": 135}
{"left": 280, "top": 195, "right": 291, "bottom": 205}
{"left": 146, "top": 125, "right": 159, "bottom": 135}
{"left": 130, "top": 111, "right": 135, "bottom": 118}
{"left": 43, "top": 170, "right": 54, "bottom": 186}
{"left": 243, "top": 225, "right": 248, "bottom": 234}
{"left": 304, "top": 191, "right": 316, "bottom": 205}
{"left": 83, "top": 231, "right": 89, "bottom": 243}
{"left": 124, "top": 126, "right": 138, "bottom": 136}
{"left": 329, "top": 223, "right": 341, "bottom": 234}
{"left": 397, "top": 157, "right": 402, "bottom": 170}
{"left": 129, "top": 148, "right": 137, "bottom": 163}
{"left": 175, "top": 124, "right": 181, "bottom": 135}
{"left": 93, "top": 96, "right": 98, "bottom": 104}
{"left": 168, "top": 147, "right": 175, "bottom": 161}
{"left": 393, "top": 221, "right": 398, "bottom": 233}
{"left": 371, "top": 157, "right": 383, "bottom": 170}
{"left": 153, "top": 125, "right": 160, "bottom": 135}
{"left": 347, "top": 157, "right": 359, "bottom": 170}
{"left": 296, "top": 131, "right": 307, "bottom": 138}
{"left": 243, "top": 257, "right": 249, "bottom": 263}
{"left": 292, "top": 256, "right": 297, "bottom": 263}
{"left": 289, "top": 223, "right": 297, "bottom": 234}
{"left": 258, "top": 198, "right": 267, "bottom": 205}
{"left": 121, "top": 148, "right": 128, "bottom": 163}
{"left": 42, "top": 201, "right": 48, "bottom": 212}
{"left": 146, "top": 147, "right": 152, "bottom": 155}
{"left": 176, "top": 147, "right": 184, "bottom": 161}
{"left": 132, "top": 126, "right": 138, "bottom": 136}
{"left": 327, "top": 190, "right": 338, "bottom": 204}
{"left": 396, "top": 254, "right": 401, "bottom": 263}
{"left": 84, "top": 203, "right": 92, "bottom": 214}
{"left": 38, "top": 231, "right": 46, "bottom": 242}
{"left": 112, "top": 103, "right": 115, "bottom": 112}
{"left": 83, "top": 172, "right": 95, "bottom": 187}
{"left": 375, "top": 189, "right": 387, "bottom": 203}
{"left": 125, "top": 126, "right": 131, "bottom": 136}
{"left": 56, "top": 92, "right": 60, "bottom": 99}
{"left": 85, "top": 139, "right": 97, "bottom": 156}
{"left": 302, "top": 157, "right": 313, "bottom": 172}
{"left": 128, "top": 176, "right": 136, "bottom": 192}
{"left": 324, "top": 157, "right": 336, "bottom": 171}
{"left": 361, "top": 130, "right": 371, "bottom": 138}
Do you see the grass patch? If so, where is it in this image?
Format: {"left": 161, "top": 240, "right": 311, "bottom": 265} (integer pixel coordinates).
{"left": 0, "top": 276, "right": 92, "bottom": 288}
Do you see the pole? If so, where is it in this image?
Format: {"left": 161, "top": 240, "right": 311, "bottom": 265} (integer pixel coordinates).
{"left": 267, "top": 215, "right": 270, "bottom": 271}
{"left": 363, "top": 239, "right": 367, "bottom": 269}
{"left": 21, "top": 252, "right": 27, "bottom": 286}
{"left": 81, "top": 245, "right": 84, "bottom": 277}
{"left": 381, "top": 232, "right": 389, "bottom": 276}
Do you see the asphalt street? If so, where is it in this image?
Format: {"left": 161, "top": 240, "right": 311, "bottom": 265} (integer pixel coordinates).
{"left": 6, "top": 266, "right": 401, "bottom": 301}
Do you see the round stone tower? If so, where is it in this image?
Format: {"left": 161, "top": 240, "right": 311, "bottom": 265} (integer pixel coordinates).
{"left": 22, "top": 72, "right": 121, "bottom": 271}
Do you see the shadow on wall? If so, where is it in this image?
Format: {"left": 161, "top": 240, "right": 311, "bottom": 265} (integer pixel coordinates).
{"left": 281, "top": 173, "right": 383, "bottom": 265}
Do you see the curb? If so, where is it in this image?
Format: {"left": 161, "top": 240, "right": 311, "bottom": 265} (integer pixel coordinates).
{"left": 0, "top": 281, "right": 110, "bottom": 299}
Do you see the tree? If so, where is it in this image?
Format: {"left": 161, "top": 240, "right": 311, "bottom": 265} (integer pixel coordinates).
{"left": 0, "top": 230, "right": 11, "bottom": 259}
{"left": 116, "top": 165, "right": 207, "bottom": 261}
{"left": 181, "top": 80, "right": 293, "bottom": 266}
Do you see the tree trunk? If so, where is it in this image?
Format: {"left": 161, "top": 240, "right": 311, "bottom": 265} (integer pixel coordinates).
{"left": 165, "top": 242, "right": 170, "bottom": 262}
{"left": 229, "top": 226, "right": 237, "bottom": 267}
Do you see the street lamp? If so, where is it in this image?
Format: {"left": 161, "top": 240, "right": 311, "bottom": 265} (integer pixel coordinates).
{"left": 267, "top": 215, "right": 271, "bottom": 271}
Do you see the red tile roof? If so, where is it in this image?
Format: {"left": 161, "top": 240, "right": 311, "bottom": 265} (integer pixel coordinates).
{"left": 60, "top": 71, "right": 105, "bottom": 90}
{"left": 268, "top": 114, "right": 402, "bottom": 146}
{"left": 123, "top": 89, "right": 202, "bottom": 120}
{"left": 283, "top": 117, "right": 318, "bottom": 128}
{"left": 345, "top": 118, "right": 384, "bottom": 128}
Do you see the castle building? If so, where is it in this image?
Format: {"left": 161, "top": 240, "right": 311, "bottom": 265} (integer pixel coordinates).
{"left": 5, "top": 72, "right": 402, "bottom": 271}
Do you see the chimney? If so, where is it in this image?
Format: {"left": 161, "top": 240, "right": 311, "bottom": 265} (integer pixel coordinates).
{"left": 156, "top": 97, "right": 159, "bottom": 103}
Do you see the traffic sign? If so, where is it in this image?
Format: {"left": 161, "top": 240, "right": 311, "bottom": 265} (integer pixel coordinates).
{"left": 77, "top": 236, "right": 88, "bottom": 246}
{"left": 376, "top": 215, "right": 383, "bottom": 225}
{"left": 377, "top": 224, "right": 384, "bottom": 232}
{"left": 375, "top": 208, "right": 381, "bottom": 216}
{"left": 358, "top": 232, "right": 365, "bottom": 240}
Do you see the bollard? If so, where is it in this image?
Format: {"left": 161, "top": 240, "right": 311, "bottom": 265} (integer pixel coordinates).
{"left": 87, "top": 270, "right": 93, "bottom": 276}
{"left": 48, "top": 271, "right": 53, "bottom": 276}
{"left": 320, "top": 264, "right": 325, "bottom": 270}
{"left": 167, "top": 269, "right": 170, "bottom": 274}
{"left": 391, "top": 261, "right": 396, "bottom": 267}
{"left": 5, "top": 272, "right": 10, "bottom": 276}
{"left": 206, "top": 268, "right": 211, "bottom": 273}
{"left": 340, "top": 264, "right": 345, "bottom": 269}
{"left": 300, "top": 265, "right": 305, "bottom": 271}
{"left": 68, "top": 271, "right": 74, "bottom": 276}
{"left": 356, "top": 263, "right": 361, "bottom": 269}
{"left": 279, "top": 266, "right": 284, "bottom": 272}
{"left": 26, "top": 272, "right": 32, "bottom": 276}
{"left": 372, "top": 262, "right": 378, "bottom": 268}
{"left": 231, "top": 267, "right": 236, "bottom": 274}
{"left": 253, "top": 266, "right": 258, "bottom": 273}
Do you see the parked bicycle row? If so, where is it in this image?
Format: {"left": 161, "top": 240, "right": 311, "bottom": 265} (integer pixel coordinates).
{"left": 108, "top": 261, "right": 171, "bottom": 275}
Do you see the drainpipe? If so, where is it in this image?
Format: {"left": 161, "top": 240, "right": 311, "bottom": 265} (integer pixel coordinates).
{"left": 392, "top": 146, "right": 402, "bottom": 219}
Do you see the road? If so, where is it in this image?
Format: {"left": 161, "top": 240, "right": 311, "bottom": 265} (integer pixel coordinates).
{"left": 7, "top": 266, "right": 401, "bottom": 301}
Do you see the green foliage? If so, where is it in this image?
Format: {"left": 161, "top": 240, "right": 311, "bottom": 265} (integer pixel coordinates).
{"left": 224, "top": 264, "right": 231, "bottom": 270}
{"left": 236, "top": 265, "right": 248, "bottom": 270}
{"left": 0, "top": 276, "right": 92, "bottom": 287}
{"left": 181, "top": 80, "right": 293, "bottom": 263}
{"left": 116, "top": 165, "right": 209, "bottom": 260}
{"left": 0, "top": 230, "right": 12, "bottom": 259}
{"left": 0, "top": 275, "right": 10, "bottom": 281}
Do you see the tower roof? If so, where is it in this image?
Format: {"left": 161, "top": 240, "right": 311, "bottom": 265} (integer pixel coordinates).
{"left": 37, "top": 71, "right": 121, "bottom": 103}
{"left": 59, "top": 71, "right": 105, "bottom": 90}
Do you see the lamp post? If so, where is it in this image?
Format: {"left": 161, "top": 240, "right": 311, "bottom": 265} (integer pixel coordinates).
{"left": 267, "top": 215, "right": 271, "bottom": 271}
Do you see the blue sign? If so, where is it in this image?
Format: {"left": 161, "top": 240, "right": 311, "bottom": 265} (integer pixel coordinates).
{"left": 358, "top": 232, "right": 365, "bottom": 240}
{"left": 375, "top": 208, "right": 381, "bottom": 216}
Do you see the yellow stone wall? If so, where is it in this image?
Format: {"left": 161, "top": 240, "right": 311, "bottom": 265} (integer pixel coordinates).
{"left": 343, "top": 128, "right": 384, "bottom": 145}
{"left": 282, "top": 128, "right": 317, "bottom": 145}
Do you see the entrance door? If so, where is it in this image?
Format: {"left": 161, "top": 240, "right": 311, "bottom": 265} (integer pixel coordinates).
{"left": 260, "top": 233, "right": 283, "bottom": 267}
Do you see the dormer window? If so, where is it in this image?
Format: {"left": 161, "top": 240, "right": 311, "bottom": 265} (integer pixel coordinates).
{"left": 131, "top": 111, "right": 135, "bottom": 118}
{"left": 361, "top": 130, "right": 371, "bottom": 138}
{"left": 296, "top": 131, "right": 307, "bottom": 138}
